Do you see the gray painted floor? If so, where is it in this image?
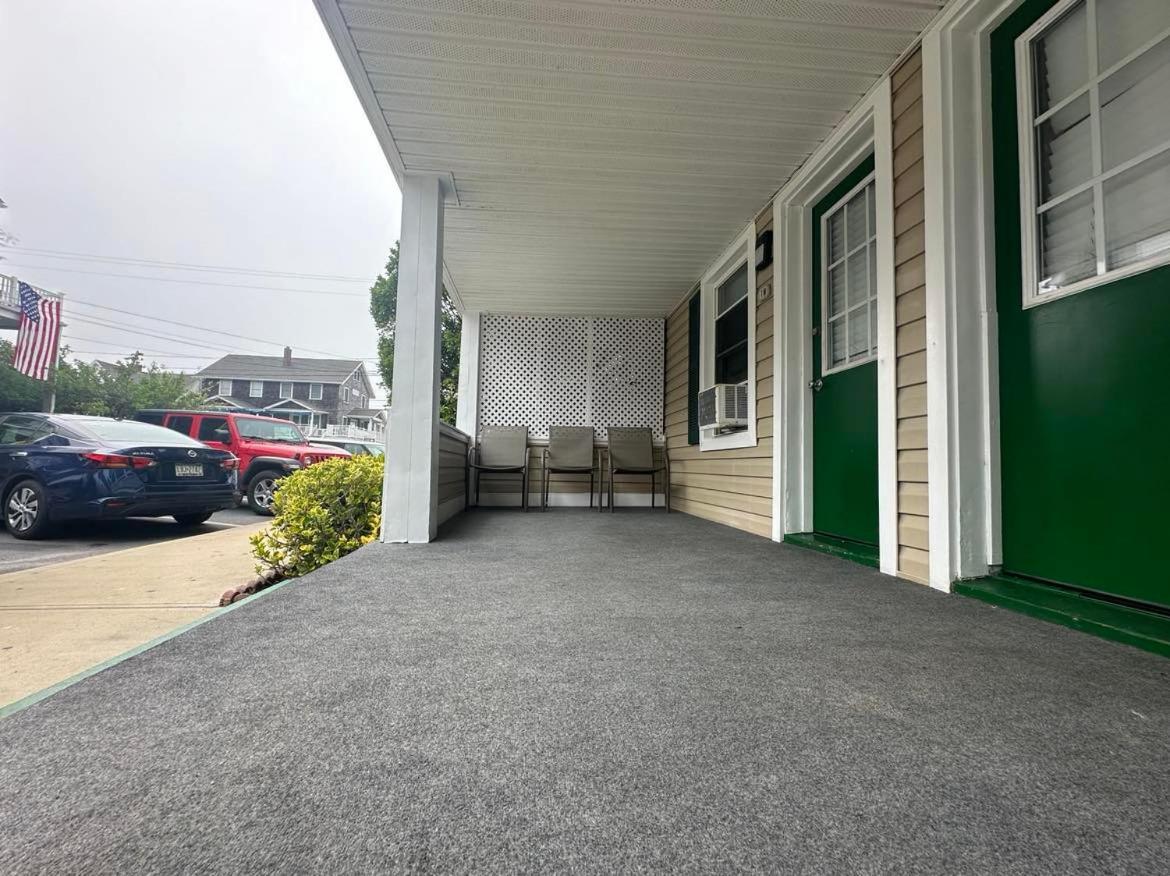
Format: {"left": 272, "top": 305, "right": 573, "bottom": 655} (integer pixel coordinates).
{"left": 1, "top": 510, "right": 1168, "bottom": 873}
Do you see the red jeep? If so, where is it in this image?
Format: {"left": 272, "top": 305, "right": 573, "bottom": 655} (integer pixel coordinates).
{"left": 134, "top": 410, "right": 349, "bottom": 515}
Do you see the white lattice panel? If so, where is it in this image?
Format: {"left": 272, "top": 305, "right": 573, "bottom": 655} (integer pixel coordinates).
{"left": 478, "top": 314, "right": 663, "bottom": 440}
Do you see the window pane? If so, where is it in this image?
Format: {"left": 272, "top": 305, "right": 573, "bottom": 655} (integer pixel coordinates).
{"left": 716, "top": 263, "right": 748, "bottom": 314}
{"left": 714, "top": 298, "right": 748, "bottom": 358}
{"left": 1032, "top": 2, "right": 1088, "bottom": 114}
{"left": 848, "top": 307, "right": 869, "bottom": 360}
{"left": 827, "top": 210, "right": 845, "bottom": 263}
{"left": 1105, "top": 148, "right": 1170, "bottom": 269}
{"left": 1099, "top": 37, "right": 1170, "bottom": 172}
{"left": 829, "top": 317, "right": 847, "bottom": 367}
{"left": 715, "top": 345, "right": 749, "bottom": 385}
{"left": 1038, "top": 189, "right": 1097, "bottom": 293}
{"left": 1098, "top": 0, "right": 1170, "bottom": 70}
{"left": 846, "top": 189, "right": 868, "bottom": 251}
{"left": 1035, "top": 93, "right": 1093, "bottom": 202}
{"left": 827, "top": 263, "right": 846, "bottom": 318}
{"left": 847, "top": 248, "right": 869, "bottom": 307}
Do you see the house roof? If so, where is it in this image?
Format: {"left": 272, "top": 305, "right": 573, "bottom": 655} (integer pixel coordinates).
{"left": 196, "top": 355, "right": 364, "bottom": 384}
{"left": 344, "top": 408, "right": 388, "bottom": 420}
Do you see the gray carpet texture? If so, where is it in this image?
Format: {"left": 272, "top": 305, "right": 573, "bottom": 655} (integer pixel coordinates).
{"left": 1, "top": 509, "right": 1168, "bottom": 874}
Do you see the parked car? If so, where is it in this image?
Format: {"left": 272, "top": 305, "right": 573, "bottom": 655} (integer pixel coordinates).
{"left": 0, "top": 413, "right": 238, "bottom": 540}
{"left": 311, "top": 438, "right": 384, "bottom": 457}
{"left": 134, "top": 410, "right": 349, "bottom": 515}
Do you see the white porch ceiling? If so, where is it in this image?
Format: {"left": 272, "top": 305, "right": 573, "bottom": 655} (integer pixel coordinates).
{"left": 317, "top": 0, "right": 943, "bottom": 316}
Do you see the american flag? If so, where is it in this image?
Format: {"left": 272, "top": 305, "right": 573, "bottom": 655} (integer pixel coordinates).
{"left": 13, "top": 282, "right": 62, "bottom": 381}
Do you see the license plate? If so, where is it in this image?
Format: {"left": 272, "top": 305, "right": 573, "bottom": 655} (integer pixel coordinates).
{"left": 174, "top": 464, "right": 204, "bottom": 477}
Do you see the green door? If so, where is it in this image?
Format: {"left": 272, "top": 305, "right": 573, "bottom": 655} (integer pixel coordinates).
{"left": 991, "top": 0, "right": 1170, "bottom": 610}
{"left": 810, "top": 156, "right": 880, "bottom": 546}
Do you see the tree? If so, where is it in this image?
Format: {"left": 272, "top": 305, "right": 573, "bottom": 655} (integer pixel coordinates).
{"left": 369, "top": 242, "right": 461, "bottom": 424}
{"left": 0, "top": 341, "right": 204, "bottom": 415}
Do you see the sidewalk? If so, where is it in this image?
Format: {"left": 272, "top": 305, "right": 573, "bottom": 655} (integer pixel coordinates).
{"left": 0, "top": 522, "right": 266, "bottom": 709}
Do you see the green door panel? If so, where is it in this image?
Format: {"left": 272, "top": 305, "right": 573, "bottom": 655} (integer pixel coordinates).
{"left": 811, "top": 156, "right": 879, "bottom": 547}
{"left": 991, "top": 0, "right": 1170, "bottom": 610}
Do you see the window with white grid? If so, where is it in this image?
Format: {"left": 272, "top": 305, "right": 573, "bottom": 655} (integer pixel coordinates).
{"left": 1017, "top": 0, "right": 1170, "bottom": 305}
{"left": 822, "top": 174, "right": 878, "bottom": 373}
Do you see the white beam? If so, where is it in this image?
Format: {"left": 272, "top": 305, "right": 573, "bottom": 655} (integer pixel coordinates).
{"left": 455, "top": 310, "right": 481, "bottom": 438}
{"left": 383, "top": 174, "right": 445, "bottom": 544}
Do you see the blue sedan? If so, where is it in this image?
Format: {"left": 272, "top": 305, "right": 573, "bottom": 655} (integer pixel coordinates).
{"left": 0, "top": 413, "right": 239, "bottom": 539}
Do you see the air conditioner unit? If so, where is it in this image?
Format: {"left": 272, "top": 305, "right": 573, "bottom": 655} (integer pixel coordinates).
{"left": 697, "top": 382, "right": 749, "bottom": 431}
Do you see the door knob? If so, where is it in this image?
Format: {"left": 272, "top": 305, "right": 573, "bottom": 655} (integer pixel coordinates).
{"left": 808, "top": 378, "right": 824, "bottom": 392}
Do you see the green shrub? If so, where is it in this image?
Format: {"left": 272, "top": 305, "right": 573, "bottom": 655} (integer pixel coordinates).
{"left": 251, "top": 454, "right": 383, "bottom": 577}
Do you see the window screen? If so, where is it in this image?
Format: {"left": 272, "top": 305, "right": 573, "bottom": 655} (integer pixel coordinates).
{"left": 1025, "top": 0, "right": 1170, "bottom": 296}
{"left": 823, "top": 179, "right": 878, "bottom": 370}
{"left": 714, "top": 263, "right": 749, "bottom": 385}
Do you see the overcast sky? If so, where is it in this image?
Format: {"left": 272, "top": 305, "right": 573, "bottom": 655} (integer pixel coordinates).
{"left": 1, "top": 0, "right": 401, "bottom": 399}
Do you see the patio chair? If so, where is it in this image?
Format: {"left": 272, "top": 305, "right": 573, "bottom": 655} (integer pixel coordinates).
{"left": 602, "top": 427, "right": 670, "bottom": 513}
{"left": 468, "top": 425, "right": 530, "bottom": 511}
{"left": 541, "top": 426, "right": 597, "bottom": 511}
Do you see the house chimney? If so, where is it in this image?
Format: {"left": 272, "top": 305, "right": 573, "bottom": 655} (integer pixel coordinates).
{"left": 283, "top": 346, "right": 292, "bottom": 366}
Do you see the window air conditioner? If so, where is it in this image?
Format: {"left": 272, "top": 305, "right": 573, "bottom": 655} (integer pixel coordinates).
{"left": 697, "top": 381, "right": 749, "bottom": 431}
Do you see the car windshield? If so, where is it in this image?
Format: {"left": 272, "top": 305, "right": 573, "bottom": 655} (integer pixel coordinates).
{"left": 73, "top": 418, "right": 203, "bottom": 446}
{"left": 235, "top": 417, "right": 306, "bottom": 443}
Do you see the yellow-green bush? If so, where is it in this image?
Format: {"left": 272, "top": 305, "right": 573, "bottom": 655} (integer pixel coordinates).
{"left": 251, "top": 454, "right": 382, "bottom": 577}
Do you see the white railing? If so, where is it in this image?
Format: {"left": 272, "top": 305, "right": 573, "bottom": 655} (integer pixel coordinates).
{"left": 1, "top": 275, "right": 64, "bottom": 310}
{"left": 308, "top": 423, "right": 384, "bottom": 442}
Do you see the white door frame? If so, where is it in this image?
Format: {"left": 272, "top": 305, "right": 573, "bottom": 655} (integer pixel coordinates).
{"left": 767, "top": 80, "right": 893, "bottom": 573}
{"left": 772, "top": 79, "right": 898, "bottom": 575}
{"left": 920, "top": 0, "right": 1026, "bottom": 588}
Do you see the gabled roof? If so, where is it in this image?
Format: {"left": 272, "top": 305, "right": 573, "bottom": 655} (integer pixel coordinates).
{"left": 197, "top": 354, "right": 365, "bottom": 384}
{"left": 344, "top": 408, "right": 388, "bottom": 421}
{"left": 202, "top": 394, "right": 253, "bottom": 409}
{"left": 263, "top": 398, "right": 326, "bottom": 413}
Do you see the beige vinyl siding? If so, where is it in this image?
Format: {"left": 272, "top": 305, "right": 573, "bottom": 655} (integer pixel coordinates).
{"left": 664, "top": 203, "right": 774, "bottom": 539}
{"left": 891, "top": 49, "right": 929, "bottom": 585}
{"left": 438, "top": 425, "right": 470, "bottom": 524}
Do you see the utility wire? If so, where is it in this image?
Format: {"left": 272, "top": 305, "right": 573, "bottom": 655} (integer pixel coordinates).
{"left": 66, "top": 314, "right": 273, "bottom": 356}
{"left": 5, "top": 262, "right": 370, "bottom": 297}
{"left": 67, "top": 298, "right": 354, "bottom": 359}
{"left": 8, "top": 246, "right": 375, "bottom": 283}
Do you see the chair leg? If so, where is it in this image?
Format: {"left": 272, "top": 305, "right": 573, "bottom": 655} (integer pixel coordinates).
{"left": 589, "top": 469, "right": 594, "bottom": 508}
{"left": 521, "top": 468, "right": 528, "bottom": 512}
{"left": 474, "top": 468, "right": 480, "bottom": 507}
{"left": 651, "top": 470, "right": 655, "bottom": 509}
{"left": 609, "top": 466, "right": 615, "bottom": 513}
{"left": 542, "top": 467, "right": 548, "bottom": 512}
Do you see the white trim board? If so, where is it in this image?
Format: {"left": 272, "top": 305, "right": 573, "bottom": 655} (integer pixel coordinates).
{"left": 771, "top": 79, "right": 898, "bottom": 577}
{"left": 919, "top": 0, "right": 1025, "bottom": 589}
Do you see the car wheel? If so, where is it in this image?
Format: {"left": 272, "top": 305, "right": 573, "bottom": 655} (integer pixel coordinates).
{"left": 173, "top": 512, "right": 213, "bottom": 526}
{"left": 5, "top": 479, "right": 51, "bottom": 540}
{"left": 247, "top": 471, "right": 281, "bottom": 516}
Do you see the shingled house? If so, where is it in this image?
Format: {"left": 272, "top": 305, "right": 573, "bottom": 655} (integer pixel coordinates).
{"left": 195, "top": 347, "right": 383, "bottom": 438}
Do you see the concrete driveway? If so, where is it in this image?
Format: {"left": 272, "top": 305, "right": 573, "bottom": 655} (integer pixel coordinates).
{"left": 0, "top": 515, "right": 266, "bottom": 709}
{"left": 0, "top": 507, "right": 260, "bottom": 574}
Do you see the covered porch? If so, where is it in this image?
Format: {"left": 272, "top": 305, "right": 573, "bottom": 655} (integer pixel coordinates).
{"left": 2, "top": 510, "right": 1168, "bottom": 870}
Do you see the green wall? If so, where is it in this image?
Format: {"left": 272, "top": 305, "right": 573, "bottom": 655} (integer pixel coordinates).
{"left": 991, "top": 0, "right": 1170, "bottom": 610}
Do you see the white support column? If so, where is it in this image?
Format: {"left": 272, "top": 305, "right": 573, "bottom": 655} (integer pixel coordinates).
{"left": 382, "top": 174, "right": 445, "bottom": 544}
{"left": 455, "top": 310, "right": 481, "bottom": 438}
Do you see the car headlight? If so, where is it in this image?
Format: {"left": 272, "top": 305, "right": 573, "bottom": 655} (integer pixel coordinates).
{"left": 302, "top": 455, "right": 314, "bottom": 465}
